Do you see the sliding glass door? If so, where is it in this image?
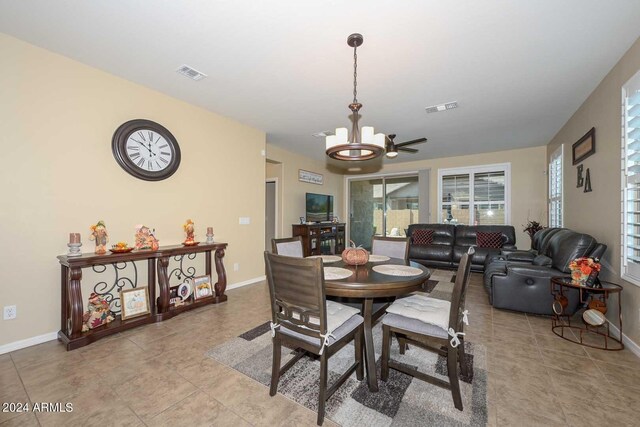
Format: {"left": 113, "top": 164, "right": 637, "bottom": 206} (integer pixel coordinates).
{"left": 349, "top": 175, "right": 419, "bottom": 248}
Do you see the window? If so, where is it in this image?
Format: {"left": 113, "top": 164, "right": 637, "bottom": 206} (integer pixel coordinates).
{"left": 438, "top": 164, "right": 510, "bottom": 225}
{"left": 549, "top": 146, "right": 563, "bottom": 227}
{"left": 622, "top": 70, "right": 640, "bottom": 285}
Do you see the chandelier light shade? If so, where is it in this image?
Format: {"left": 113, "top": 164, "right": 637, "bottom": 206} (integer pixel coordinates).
{"left": 326, "top": 33, "right": 385, "bottom": 161}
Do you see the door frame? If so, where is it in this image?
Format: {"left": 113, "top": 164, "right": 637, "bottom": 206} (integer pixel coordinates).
{"left": 265, "top": 178, "right": 279, "bottom": 247}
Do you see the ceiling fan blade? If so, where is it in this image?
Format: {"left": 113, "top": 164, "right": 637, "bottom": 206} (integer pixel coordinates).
{"left": 398, "top": 147, "right": 418, "bottom": 153}
{"left": 395, "top": 137, "right": 427, "bottom": 148}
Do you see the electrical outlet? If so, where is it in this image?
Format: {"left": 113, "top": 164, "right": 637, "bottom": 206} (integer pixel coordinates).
{"left": 3, "top": 305, "right": 16, "bottom": 320}
{"left": 233, "top": 263, "right": 240, "bottom": 272}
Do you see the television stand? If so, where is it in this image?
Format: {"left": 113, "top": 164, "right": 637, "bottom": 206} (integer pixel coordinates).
{"left": 292, "top": 223, "right": 346, "bottom": 257}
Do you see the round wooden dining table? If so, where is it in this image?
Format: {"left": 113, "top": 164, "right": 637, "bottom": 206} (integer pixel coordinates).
{"left": 323, "top": 258, "right": 431, "bottom": 391}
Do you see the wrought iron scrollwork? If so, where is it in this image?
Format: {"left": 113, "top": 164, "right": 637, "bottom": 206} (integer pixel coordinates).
{"left": 91, "top": 261, "right": 138, "bottom": 314}
{"left": 168, "top": 253, "right": 198, "bottom": 285}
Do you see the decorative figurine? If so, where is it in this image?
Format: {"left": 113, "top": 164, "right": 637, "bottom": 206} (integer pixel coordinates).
{"left": 183, "top": 219, "right": 196, "bottom": 245}
{"left": 81, "top": 292, "right": 114, "bottom": 332}
{"left": 67, "top": 232, "right": 82, "bottom": 257}
{"left": 134, "top": 224, "right": 160, "bottom": 250}
{"left": 89, "top": 220, "right": 109, "bottom": 255}
{"left": 206, "top": 226, "right": 214, "bottom": 244}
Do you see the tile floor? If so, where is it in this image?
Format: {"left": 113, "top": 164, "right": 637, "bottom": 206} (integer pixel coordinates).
{"left": 2, "top": 273, "right": 640, "bottom": 426}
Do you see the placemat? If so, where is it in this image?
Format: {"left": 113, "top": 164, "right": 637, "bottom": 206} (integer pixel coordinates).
{"left": 324, "top": 267, "right": 353, "bottom": 280}
{"left": 372, "top": 264, "right": 424, "bottom": 276}
{"left": 306, "top": 255, "right": 341, "bottom": 263}
{"left": 368, "top": 254, "right": 391, "bottom": 262}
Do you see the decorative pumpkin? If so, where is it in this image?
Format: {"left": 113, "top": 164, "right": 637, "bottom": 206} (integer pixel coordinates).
{"left": 342, "top": 240, "right": 369, "bottom": 265}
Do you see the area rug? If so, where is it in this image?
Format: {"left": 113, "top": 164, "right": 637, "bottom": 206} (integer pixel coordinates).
{"left": 206, "top": 271, "right": 487, "bottom": 426}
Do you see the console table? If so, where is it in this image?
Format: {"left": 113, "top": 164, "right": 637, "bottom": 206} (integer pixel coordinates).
{"left": 292, "top": 223, "right": 346, "bottom": 257}
{"left": 57, "top": 243, "right": 227, "bottom": 350}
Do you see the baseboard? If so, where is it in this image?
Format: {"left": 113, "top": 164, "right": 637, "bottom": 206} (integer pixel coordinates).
{"left": 0, "top": 331, "right": 58, "bottom": 355}
{"left": 609, "top": 323, "right": 640, "bottom": 358}
{"left": 227, "top": 275, "right": 266, "bottom": 290}
{"left": 0, "top": 277, "right": 266, "bottom": 355}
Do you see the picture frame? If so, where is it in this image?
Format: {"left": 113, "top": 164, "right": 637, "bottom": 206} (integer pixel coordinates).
{"left": 298, "top": 169, "right": 324, "bottom": 185}
{"left": 193, "top": 275, "right": 214, "bottom": 300}
{"left": 572, "top": 127, "right": 596, "bottom": 165}
{"left": 120, "top": 287, "right": 150, "bottom": 320}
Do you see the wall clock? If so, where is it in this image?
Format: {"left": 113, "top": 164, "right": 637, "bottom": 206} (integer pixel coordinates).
{"left": 112, "top": 119, "right": 181, "bottom": 181}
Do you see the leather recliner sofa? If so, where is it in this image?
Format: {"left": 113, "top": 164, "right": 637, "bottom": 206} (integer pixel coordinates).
{"left": 483, "top": 229, "right": 607, "bottom": 315}
{"left": 407, "top": 224, "right": 517, "bottom": 272}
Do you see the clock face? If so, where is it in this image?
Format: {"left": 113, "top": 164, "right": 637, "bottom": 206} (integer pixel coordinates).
{"left": 112, "top": 120, "right": 181, "bottom": 181}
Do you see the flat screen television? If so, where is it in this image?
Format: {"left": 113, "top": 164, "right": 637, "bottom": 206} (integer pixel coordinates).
{"left": 306, "top": 193, "right": 334, "bottom": 223}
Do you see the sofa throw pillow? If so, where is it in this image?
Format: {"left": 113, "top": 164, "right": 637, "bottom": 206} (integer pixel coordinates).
{"left": 476, "top": 231, "right": 503, "bottom": 248}
{"left": 412, "top": 229, "right": 434, "bottom": 245}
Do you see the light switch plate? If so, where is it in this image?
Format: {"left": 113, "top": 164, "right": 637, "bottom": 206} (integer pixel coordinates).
{"left": 239, "top": 217, "right": 250, "bottom": 225}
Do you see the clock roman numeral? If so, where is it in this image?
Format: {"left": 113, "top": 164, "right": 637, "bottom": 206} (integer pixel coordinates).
{"left": 136, "top": 158, "right": 144, "bottom": 167}
{"left": 138, "top": 131, "right": 146, "bottom": 141}
{"left": 156, "top": 160, "right": 162, "bottom": 169}
{"left": 159, "top": 144, "right": 168, "bottom": 148}
{"left": 160, "top": 157, "right": 169, "bottom": 164}
{"left": 147, "top": 160, "right": 153, "bottom": 170}
{"left": 130, "top": 152, "right": 141, "bottom": 160}
{"left": 148, "top": 131, "right": 154, "bottom": 141}
{"left": 127, "top": 146, "right": 139, "bottom": 151}
{"left": 160, "top": 151, "right": 170, "bottom": 156}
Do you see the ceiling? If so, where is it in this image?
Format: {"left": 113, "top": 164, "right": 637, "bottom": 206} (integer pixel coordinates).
{"left": 2, "top": 1, "right": 640, "bottom": 168}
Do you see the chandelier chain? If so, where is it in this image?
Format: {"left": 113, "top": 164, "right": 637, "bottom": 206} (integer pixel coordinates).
{"left": 353, "top": 44, "right": 358, "bottom": 104}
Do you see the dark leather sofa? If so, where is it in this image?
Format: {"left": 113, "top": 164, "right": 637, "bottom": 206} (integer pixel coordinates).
{"left": 483, "top": 228, "right": 607, "bottom": 315}
{"left": 407, "top": 224, "right": 517, "bottom": 272}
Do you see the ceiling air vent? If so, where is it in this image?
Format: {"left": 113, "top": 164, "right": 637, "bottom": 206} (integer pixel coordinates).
{"left": 176, "top": 64, "right": 208, "bottom": 81}
{"left": 425, "top": 101, "right": 458, "bottom": 114}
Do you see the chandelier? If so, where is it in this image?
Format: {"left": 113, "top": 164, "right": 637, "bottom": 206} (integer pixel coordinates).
{"left": 326, "top": 33, "right": 385, "bottom": 161}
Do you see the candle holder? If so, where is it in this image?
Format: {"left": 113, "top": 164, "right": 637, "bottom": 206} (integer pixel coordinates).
{"left": 206, "top": 233, "right": 215, "bottom": 244}
{"left": 67, "top": 242, "right": 82, "bottom": 257}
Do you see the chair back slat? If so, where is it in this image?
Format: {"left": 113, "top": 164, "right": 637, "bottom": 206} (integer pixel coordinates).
{"left": 272, "top": 236, "right": 304, "bottom": 257}
{"left": 448, "top": 248, "right": 473, "bottom": 331}
{"left": 371, "top": 236, "right": 409, "bottom": 262}
{"left": 264, "top": 252, "right": 326, "bottom": 337}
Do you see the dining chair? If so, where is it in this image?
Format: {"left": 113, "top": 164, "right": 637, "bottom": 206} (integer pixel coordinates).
{"left": 371, "top": 235, "right": 410, "bottom": 262}
{"left": 271, "top": 236, "right": 304, "bottom": 257}
{"left": 380, "top": 247, "right": 474, "bottom": 411}
{"left": 264, "top": 252, "right": 365, "bottom": 425}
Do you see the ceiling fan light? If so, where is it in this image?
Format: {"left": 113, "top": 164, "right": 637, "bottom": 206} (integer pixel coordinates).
{"left": 386, "top": 150, "right": 398, "bottom": 158}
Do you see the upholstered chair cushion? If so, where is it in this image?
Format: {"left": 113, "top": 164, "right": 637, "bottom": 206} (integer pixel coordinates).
{"left": 279, "top": 314, "right": 364, "bottom": 347}
{"left": 275, "top": 241, "right": 303, "bottom": 257}
{"left": 382, "top": 313, "right": 448, "bottom": 339}
{"left": 385, "top": 293, "right": 451, "bottom": 331}
{"left": 372, "top": 238, "right": 409, "bottom": 260}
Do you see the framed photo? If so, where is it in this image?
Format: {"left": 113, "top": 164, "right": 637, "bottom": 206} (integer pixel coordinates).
{"left": 193, "top": 275, "right": 213, "bottom": 300}
{"left": 572, "top": 127, "right": 595, "bottom": 165}
{"left": 120, "top": 287, "right": 150, "bottom": 320}
{"left": 298, "top": 169, "right": 323, "bottom": 185}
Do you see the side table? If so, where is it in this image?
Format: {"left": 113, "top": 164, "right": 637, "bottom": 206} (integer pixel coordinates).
{"left": 550, "top": 276, "right": 623, "bottom": 351}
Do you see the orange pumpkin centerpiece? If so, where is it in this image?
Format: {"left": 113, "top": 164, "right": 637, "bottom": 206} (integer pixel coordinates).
{"left": 342, "top": 240, "right": 369, "bottom": 266}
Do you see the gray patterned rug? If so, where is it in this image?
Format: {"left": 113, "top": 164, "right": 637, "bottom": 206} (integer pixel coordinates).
{"left": 206, "top": 272, "right": 487, "bottom": 426}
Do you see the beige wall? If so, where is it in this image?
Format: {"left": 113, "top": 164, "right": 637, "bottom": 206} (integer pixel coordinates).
{"left": 346, "top": 146, "right": 548, "bottom": 247}
{"left": 0, "top": 34, "right": 266, "bottom": 347}
{"left": 547, "top": 36, "right": 640, "bottom": 345}
{"left": 266, "top": 144, "right": 344, "bottom": 236}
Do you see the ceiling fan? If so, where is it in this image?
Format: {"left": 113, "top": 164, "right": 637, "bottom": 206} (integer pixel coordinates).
{"left": 385, "top": 134, "right": 427, "bottom": 158}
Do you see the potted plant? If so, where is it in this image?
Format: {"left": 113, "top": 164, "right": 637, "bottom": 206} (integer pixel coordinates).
{"left": 523, "top": 220, "right": 545, "bottom": 247}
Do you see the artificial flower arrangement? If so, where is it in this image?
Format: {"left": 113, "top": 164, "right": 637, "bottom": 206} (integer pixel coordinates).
{"left": 569, "top": 257, "right": 601, "bottom": 287}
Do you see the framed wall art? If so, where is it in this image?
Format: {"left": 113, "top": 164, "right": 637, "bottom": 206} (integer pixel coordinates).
{"left": 572, "top": 127, "right": 596, "bottom": 165}
{"left": 298, "top": 169, "right": 323, "bottom": 185}
{"left": 120, "top": 287, "right": 150, "bottom": 320}
{"left": 193, "top": 275, "right": 213, "bottom": 300}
